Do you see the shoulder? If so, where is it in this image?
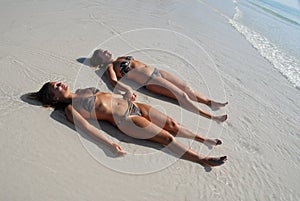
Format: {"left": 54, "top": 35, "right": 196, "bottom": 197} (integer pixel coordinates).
{"left": 64, "top": 104, "right": 73, "bottom": 112}
{"left": 116, "top": 56, "right": 127, "bottom": 60}
{"left": 116, "top": 56, "right": 134, "bottom": 60}
{"left": 107, "top": 63, "right": 115, "bottom": 70}
{"left": 64, "top": 104, "right": 74, "bottom": 123}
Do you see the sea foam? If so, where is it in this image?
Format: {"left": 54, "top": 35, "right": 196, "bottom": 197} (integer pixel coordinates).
{"left": 229, "top": 5, "right": 300, "bottom": 89}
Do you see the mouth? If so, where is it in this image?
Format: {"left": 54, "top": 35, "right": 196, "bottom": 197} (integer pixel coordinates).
{"left": 62, "top": 84, "right": 69, "bottom": 90}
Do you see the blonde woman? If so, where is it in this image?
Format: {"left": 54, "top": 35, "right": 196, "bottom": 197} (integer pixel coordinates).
{"left": 90, "top": 49, "right": 228, "bottom": 122}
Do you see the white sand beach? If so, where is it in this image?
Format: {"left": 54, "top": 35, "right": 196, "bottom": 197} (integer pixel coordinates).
{"left": 0, "top": 0, "right": 299, "bottom": 200}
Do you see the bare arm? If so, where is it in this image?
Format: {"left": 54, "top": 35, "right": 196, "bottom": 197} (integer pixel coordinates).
{"left": 106, "top": 64, "right": 136, "bottom": 101}
{"left": 65, "top": 104, "right": 127, "bottom": 157}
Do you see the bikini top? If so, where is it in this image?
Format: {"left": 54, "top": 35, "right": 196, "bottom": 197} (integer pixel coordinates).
{"left": 119, "top": 56, "right": 134, "bottom": 76}
{"left": 79, "top": 87, "right": 100, "bottom": 113}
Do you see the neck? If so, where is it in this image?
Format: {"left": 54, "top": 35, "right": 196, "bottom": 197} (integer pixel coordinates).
{"left": 103, "top": 59, "right": 114, "bottom": 67}
{"left": 59, "top": 93, "right": 78, "bottom": 104}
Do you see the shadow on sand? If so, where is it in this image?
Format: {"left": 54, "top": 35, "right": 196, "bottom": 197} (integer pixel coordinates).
{"left": 20, "top": 93, "right": 175, "bottom": 160}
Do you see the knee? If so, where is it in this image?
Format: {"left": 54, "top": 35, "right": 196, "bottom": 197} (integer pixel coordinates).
{"left": 166, "top": 118, "right": 179, "bottom": 133}
{"left": 181, "top": 92, "right": 189, "bottom": 101}
{"left": 161, "top": 134, "right": 175, "bottom": 146}
{"left": 185, "top": 85, "right": 194, "bottom": 94}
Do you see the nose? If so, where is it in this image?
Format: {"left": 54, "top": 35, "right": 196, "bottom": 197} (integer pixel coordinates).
{"left": 104, "top": 50, "right": 110, "bottom": 55}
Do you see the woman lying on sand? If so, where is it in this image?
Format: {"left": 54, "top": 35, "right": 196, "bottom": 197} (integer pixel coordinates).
{"left": 30, "top": 82, "right": 227, "bottom": 167}
{"left": 90, "top": 49, "right": 228, "bottom": 122}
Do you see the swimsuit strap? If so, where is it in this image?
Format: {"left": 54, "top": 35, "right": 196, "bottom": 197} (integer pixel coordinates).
{"left": 143, "top": 68, "right": 162, "bottom": 86}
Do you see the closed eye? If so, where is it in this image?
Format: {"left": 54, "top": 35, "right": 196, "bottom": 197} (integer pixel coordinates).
{"left": 55, "top": 82, "right": 62, "bottom": 89}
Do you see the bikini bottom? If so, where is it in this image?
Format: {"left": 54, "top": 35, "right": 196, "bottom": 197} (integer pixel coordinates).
{"left": 143, "top": 68, "right": 162, "bottom": 86}
{"left": 117, "top": 100, "right": 142, "bottom": 125}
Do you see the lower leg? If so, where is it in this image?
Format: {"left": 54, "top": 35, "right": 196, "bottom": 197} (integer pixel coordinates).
{"left": 123, "top": 116, "right": 226, "bottom": 166}
{"left": 165, "top": 138, "right": 226, "bottom": 167}
{"left": 179, "top": 96, "right": 227, "bottom": 122}
{"left": 184, "top": 86, "right": 209, "bottom": 104}
{"left": 145, "top": 83, "right": 227, "bottom": 121}
{"left": 164, "top": 121, "right": 222, "bottom": 146}
{"left": 185, "top": 86, "right": 228, "bottom": 108}
{"left": 177, "top": 93, "right": 213, "bottom": 119}
{"left": 176, "top": 126, "right": 222, "bottom": 146}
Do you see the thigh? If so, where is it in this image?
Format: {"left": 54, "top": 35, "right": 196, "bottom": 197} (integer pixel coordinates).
{"left": 135, "top": 103, "right": 171, "bottom": 130}
{"left": 145, "top": 76, "right": 184, "bottom": 100}
{"left": 117, "top": 115, "right": 173, "bottom": 144}
{"left": 159, "top": 69, "right": 189, "bottom": 91}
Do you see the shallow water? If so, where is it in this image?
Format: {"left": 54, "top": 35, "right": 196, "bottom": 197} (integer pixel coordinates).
{"left": 207, "top": 0, "right": 300, "bottom": 89}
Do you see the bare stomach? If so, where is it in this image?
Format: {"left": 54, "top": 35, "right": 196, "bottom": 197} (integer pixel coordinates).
{"left": 94, "top": 94, "right": 130, "bottom": 125}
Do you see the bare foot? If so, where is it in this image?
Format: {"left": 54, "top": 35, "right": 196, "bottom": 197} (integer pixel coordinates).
{"left": 212, "top": 114, "right": 227, "bottom": 122}
{"left": 204, "top": 138, "right": 222, "bottom": 146}
{"left": 209, "top": 101, "right": 228, "bottom": 110}
{"left": 200, "top": 156, "right": 227, "bottom": 167}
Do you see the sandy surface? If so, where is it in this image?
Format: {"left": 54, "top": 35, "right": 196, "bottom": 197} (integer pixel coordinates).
{"left": 0, "top": 0, "right": 299, "bottom": 200}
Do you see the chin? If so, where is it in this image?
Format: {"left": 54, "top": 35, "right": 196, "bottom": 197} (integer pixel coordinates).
{"left": 107, "top": 54, "right": 113, "bottom": 60}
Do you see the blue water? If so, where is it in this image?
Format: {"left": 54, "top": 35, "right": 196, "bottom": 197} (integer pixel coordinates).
{"left": 228, "top": 0, "right": 300, "bottom": 89}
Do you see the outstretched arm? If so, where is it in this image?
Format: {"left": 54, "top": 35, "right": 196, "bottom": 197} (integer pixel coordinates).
{"left": 64, "top": 104, "right": 127, "bottom": 157}
{"left": 106, "top": 64, "right": 136, "bottom": 101}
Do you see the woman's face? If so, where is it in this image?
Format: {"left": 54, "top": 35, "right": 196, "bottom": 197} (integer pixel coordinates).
{"left": 97, "top": 49, "right": 113, "bottom": 63}
{"left": 50, "top": 82, "right": 70, "bottom": 101}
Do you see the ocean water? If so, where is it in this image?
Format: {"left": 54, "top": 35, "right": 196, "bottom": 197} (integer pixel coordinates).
{"left": 210, "top": 0, "right": 300, "bottom": 89}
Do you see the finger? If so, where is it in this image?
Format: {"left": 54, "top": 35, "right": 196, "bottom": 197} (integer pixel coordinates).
{"left": 115, "top": 144, "right": 121, "bottom": 149}
{"left": 116, "top": 150, "right": 127, "bottom": 157}
{"left": 116, "top": 145, "right": 126, "bottom": 152}
{"left": 116, "top": 145, "right": 127, "bottom": 153}
{"left": 120, "top": 150, "right": 128, "bottom": 154}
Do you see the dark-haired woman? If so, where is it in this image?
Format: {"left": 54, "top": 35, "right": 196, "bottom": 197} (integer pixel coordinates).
{"left": 90, "top": 49, "right": 228, "bottom": 122}
{"left": 30, "top": 82, "right": 227, "bottom": 167}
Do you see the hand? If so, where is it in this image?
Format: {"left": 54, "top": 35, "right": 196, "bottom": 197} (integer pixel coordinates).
{"left": 111, "top": 143, "right": 127, "bottom": 157}
{"left": 124, "top": 90, "right": 136, "bottom": 101}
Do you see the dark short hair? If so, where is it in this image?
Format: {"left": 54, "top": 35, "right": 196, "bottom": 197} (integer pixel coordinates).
{"left": 29, "top": 82, "right": 55, "bottom": 106}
